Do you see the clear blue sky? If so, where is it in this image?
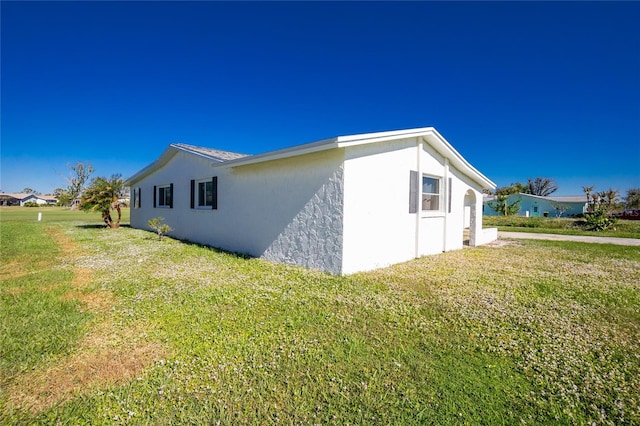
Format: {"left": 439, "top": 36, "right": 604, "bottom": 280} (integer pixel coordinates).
{"left": 2, "top": 1, "right": 639, "bottom": 197}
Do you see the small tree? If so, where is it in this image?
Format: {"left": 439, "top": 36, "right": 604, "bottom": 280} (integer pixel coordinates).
{"left": 489, "top": 194, "right": 521, "bottom": 216}
{"left": 66, "top": 161, "right": 94, "bottom": 209}
{"left": 148, "top": 217, "right": 173, "bottom": 240}
{"left": 494, "top": 182, "right": 526, "bottom": 196}
{"left": 56, "top": 190, "right": 73, "bottom": 207}
{"left": 79, "top": 174, "right": 125, "bottom": 228}
{"left": 550, "top": 201, "right": 569, "bottom": 217}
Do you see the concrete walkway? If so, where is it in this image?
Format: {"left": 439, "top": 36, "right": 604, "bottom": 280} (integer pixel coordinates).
{"left": 498, "top": 231, "right": 640, "bottom": 247}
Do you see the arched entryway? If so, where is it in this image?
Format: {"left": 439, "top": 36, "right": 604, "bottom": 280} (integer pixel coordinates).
{"left": 463, "top": 190, "right": 476, "bottom": 246}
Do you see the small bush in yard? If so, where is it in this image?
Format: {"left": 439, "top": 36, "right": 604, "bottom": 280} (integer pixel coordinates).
{"left": 582, "top": 186, "right": 618, "bottom": 231}
{"left": 148, "top": 217, "right": 173, "bottom": 240}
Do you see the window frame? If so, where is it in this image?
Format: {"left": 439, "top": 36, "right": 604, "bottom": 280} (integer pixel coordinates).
{"left": 421, "top": 175, "right": 442, "bottom": 212}
{"left": 133, "top": 187, "right": 141, "bottom": 209}
{"left": 190, "top": 177, "right": 217, "bottom": 210}
{"left": 154, "top": 184, "right": 173, "bottom": 208}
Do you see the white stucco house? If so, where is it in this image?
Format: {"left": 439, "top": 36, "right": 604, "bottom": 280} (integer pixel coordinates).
{"left": 125, "top": 127, "right": 497, "bottom": 274}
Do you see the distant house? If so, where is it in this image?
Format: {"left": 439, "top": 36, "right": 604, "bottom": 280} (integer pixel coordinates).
{"left": 39, "top": 195, "right": 59, "bottom": 205}
{"left": 0, "top": 193, "right": 37, "bottom": 206}
{"left": 483, "top": 193, "right": 588, "bottom": 217}
{"left": 125, "top": 127, "right": 498, "bottom": 274}
{"left": 0, "top": 193, "right": 57, "bottom": 206}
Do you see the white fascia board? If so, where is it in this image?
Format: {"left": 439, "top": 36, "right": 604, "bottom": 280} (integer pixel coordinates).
{"left": 125, "top": 142, "right": 256, "bottom": 186}
{"left": 124, "top": 145, "right": 181, "bottom": 185}
{"left": 126, "top": 127, "right": 496, "bottom": 191}
{"left": 227, "top": 126, "right": 495, "bottom": 190}
{"left": 226, "top": 127, "right": 436, "bottom": 168}
{"left": 225, "top": 138, "right": 340, "bottom": 168}
{"left": 333, "top": 127, "right": 437, "bottom": 146}
{"left": 334, "top": 127, "right": 496, "bottom": 190}
{"left": 421, "top": 129, "right": 496, "bottom": 190}
{"left": 124, "top": 160, "right": 160, "bottom": 186}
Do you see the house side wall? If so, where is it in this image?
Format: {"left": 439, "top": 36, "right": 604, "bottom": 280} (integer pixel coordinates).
{"left": 341, "top": 138, "right": 418, "bottom": 274}
{"left": 448, "top": 165, "right": 490, "bottom": 247}
{"left": 417, "top": 142, "right": 448, "bottom": 256}
{"left": 341, "top": 138, "right": 490, "bottom": 274}
{"left": 517, "top": 196, "right": 585, "bottom": 217}
{"left": 227, "top": 150, "right": 344, "bottom": 273}
{"left": 20, "top": 195, "right": 37, "bottom": 206}
{"left": 129, "top": 151, "right": 215, "bottom": 231}
{"left": 129, "top": 149, "right": 345, "bottom": 274}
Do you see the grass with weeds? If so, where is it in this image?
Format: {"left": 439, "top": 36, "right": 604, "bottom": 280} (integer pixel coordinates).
{"left": 1, "top": 207, "right": 639, "bottom": 424}
{"left": 0, "top": 220, "right": 91, "bottom": 375}
{"left": 483, "top": 215, "right": 640, "bottom": 238}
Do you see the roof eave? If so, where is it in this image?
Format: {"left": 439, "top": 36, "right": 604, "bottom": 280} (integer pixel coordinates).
{"left": 224, "top": 127, "right": 496, "bottom": 190}
{"left": 124, "top": 146, "right": 180, "bottom": 186}
{"left": 126, "top": 127, "right": 496, "bottom": 191}
{"left": 421, "top": 129, "right": 496, "bottom": 190}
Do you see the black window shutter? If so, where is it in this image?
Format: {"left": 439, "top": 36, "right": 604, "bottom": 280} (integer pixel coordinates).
{"left": 190, "top": 180, "right": 195, "bottom": 209}
{"left": 409, "top": 170, "right": 418, "bottom": 213}
{"left": 212, "top": 176, "right": 218, "bottom": 210}
{"left": 169, "top": 183, "right": 174, "bottom": 208}
{"left": 138, "top": 188, "right": 141, "bottom": 208}
{"left": 153, "top": 185, "right": 157, "bottom": 208}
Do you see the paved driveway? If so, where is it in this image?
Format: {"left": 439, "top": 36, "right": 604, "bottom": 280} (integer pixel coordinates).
{"left": 498, "top": 232, "right": 640, "bottom": 247}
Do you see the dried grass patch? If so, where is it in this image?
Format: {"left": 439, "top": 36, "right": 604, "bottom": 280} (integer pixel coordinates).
{"left": 4, "top": 226, "right": 167, "bottom": 413}
{"left": 61, "top": 289, "right": 115, "bottom": 313}
{"left": 71, "top": 267, "right": 93, "bottom": 288}
{"left": 6, "top": 319, "right": 167, "bottom": 413}
{"left": 60, "top": 268, "right": 115, "bottom": 312}
{"left": 4, "top": 286, "right": 26, "bottom": 295}
{"left": 47, "top": 227, "right": 77, "bottom": 255}
{"left": 0, "top": 260, "right": 30, "bottom": 280}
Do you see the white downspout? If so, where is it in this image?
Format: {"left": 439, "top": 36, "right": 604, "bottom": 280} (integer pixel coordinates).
{"left": 443, "top": 158, "right": 449, "bottom": 252}
{"left": 415, "top": 138, "right": 422, "bottom": 258}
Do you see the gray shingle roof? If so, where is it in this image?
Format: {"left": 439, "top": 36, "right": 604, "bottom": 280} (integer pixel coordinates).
{"left": 172, "top": 143, "right": 249, "bottom": 162}
{"left": 547, "top": 195, "right": 588, "bottom": 203}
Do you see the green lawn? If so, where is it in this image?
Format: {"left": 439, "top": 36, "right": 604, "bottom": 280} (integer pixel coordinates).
{"left": 1, "top": 207, "right": 639, "bottom": 424}
{"left": 483, "top": 215, "right": 640, "bottom": 238}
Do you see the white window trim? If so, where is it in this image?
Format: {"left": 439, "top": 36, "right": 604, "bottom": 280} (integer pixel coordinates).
{"left": 134, "top": 187, "right": 141, "bottom": 209}
{"left": 195, "top": 178, "right": 213, "bottom": 210}
{"left": 421, "top": 174, "right": 443, "bottom": 213}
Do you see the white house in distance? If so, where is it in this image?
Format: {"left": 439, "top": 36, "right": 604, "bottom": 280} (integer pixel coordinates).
{"left": 483, "top": 193, "right": 588, "bottom": 217}
{"left": 0, "top": 193, "right": 57, "bottom": 206}
{"left": 125, "top": 127, "right": 497, "bottom": 274}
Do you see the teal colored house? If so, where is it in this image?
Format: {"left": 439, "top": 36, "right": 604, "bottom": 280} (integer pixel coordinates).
{"left": 483, "top": 193, "right": 588, "bottom": 217}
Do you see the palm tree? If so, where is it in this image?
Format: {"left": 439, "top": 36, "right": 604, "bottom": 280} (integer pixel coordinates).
{"left": 79, "top": 174, "right": 125, "bottom": 228}
{"left": 582, "top": 185, "right": 595, "bottom": 212}
{"left": 604, "top": 188, "right": 619, "bottom": 208}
